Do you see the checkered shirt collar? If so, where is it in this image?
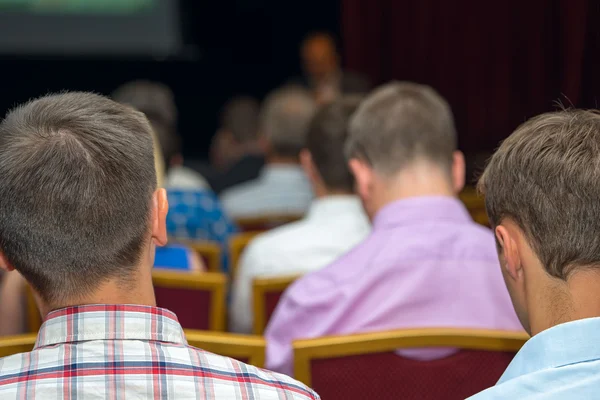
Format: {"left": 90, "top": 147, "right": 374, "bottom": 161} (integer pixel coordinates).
{"left": 34, "top": 304, "right": 188, "bottom": 349}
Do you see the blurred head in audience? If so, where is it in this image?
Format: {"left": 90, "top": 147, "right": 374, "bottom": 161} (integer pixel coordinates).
{"left": 211, "top": 96, "right": 261, "bottom": 170}
{"left": 346, "top": 81, "right": 464, "bottom": 219}
{"left": 479, "top": 110, "right": 600, "bottom": 336}
{"left": 261, "top": 86, "right": 316, "bottom": 164}
{"left": 113, "top": 80, "right": 182, "bottom": 174}
{"left": 301, "top": 96, "right": 361, "bottom": 197}
{"left": 301, "top": 32, "right": 340, "bottom": 84}
{"left": 0, "top": 92, "right": 167, "bottom": 316}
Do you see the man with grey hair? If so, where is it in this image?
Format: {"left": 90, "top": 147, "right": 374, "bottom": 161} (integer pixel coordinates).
{"left": 469, "top": 110, "right": 600, "bottom": 398}
{"left": 265, "top": 82, "right": 521, "bottom": 377}
{"left": 221, "top": 86, "right": 316, "bottom": 219}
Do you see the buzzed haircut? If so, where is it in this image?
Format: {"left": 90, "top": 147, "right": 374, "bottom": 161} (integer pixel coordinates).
{"left": 479, "top": 109, "right": 600, "bottom": 280}
{"left": 261, "top": 86, "right": 316, "bottom": 158}
{"left": 0, "top": 92, "right": 157, "bottom": 304}
{"left": 346, "top": 81, "right": 457, "bottom": 176}
{"left": 112, "top": 80, "right": 180, "bottom": 168}
{"left": 221, "top": 96, "right": 260, "bottom": 143}
{"left": 306, "top": 96, "right": 362, "bottom": 192}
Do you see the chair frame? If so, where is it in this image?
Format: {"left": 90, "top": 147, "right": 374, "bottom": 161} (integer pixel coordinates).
{"left": 185, "top": 330, "right": 266, "bottom": 368}
{"left": 252, "top": 275, "right": 299, "bottom": 335}
{"left": 0, "top": 333, "right": 37, "bottom": 358}
{"left": 293, "top": 328, "right": 529, "bottom": 387}
{"left": 152, "top": 271, "right": 227, "bottom": 331}
{"left": 229, "top": 232, "right": 262, "bottom": 278}
{"left": 179, "top": 240, "right": 222, "bottom": 272}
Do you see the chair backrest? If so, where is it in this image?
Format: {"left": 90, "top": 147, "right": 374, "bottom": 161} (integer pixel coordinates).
{"left": 185, "top": 330, "right": 266, "bottom": 368}
{"left": 459, "top": 187, "right": 489, "bottom": 226}
{"left": 252, "top": 275, "right": 299, "bottom": 335}
{"left": 293, "top": 328, "right": 529, "bottom": 400}
{"left": 235, "top": 214, "right": 303, "bottom": 232}
{"left": 152, "top": 271, "right": 226, "bottom": 331}
{"left": 0, "top": 333, "right": 37, "bottom": 358}
{"left": 186, "top": 241, "right": 222, "bottom": 272}
{"left": 229, "top": 232, "right": 261, "bottom": 278}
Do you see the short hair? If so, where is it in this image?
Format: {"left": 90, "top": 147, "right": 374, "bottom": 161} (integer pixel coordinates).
{"left": 261, "top": 86, "right": 316, "bottom": 158}
{"left": 306, "top": 96, "right": 362, "bottom": 192}
{"left": 479, "top": 109, "right": 600, "bottom": 280}
{"left": 112, "top": 80, "right": 180, "bottom": 168}
{"left": 220, "top": 96, "right": 260, "bottom": 143}
{"left": 0, "top": 92, "right": 156, "bottom": 304}
{"left": 346, "top": 81, "right": 457, "bottom": 176}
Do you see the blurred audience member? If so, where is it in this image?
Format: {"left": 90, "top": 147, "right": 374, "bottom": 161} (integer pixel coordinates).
{"left": 207, "top": 96, "right": 265, "bottom": 194}
{"left": 114, "top": 80, "right": 236, "bottom": 273}
{"left": 265, "top": 82, "right": 521, "bottom": 376}
{"left": 113, "top": 80, "right": 208, "bottom": 190}
{"left": 221, "top": 87, "right": 316, "bottom": 219}
{"left": 0, "top": 92, "right": 317, "bottom": 399}
{"left": 295, "top": 32, "right": 371, "bottom": 104}
{"left": 230, "top": 97, "right": 370, "bottom": 333}
{"left": 0, "top": 271, "right": 27, "bottom": 336}
{"left": 470, "top": 110, "right": 600, "bottom": 399}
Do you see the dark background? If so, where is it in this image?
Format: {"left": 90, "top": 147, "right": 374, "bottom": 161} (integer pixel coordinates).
{"left": 0, "top": 0, "right": 598, "bottom": 166}
{"left": 0, "top": 0, "right": 340, "bottom": 160}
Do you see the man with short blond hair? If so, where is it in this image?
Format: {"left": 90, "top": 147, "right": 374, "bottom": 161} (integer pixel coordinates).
{"left": 470, "top": 110, "right": 600, "bottom": 399}
{"left": 0, "top": 92, "right": 318, "bottom": 400}
{"left": 265, "top": 82, "right": 521, "bottom": 376}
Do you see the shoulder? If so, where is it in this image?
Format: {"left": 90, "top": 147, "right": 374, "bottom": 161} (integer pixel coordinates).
{"left": 186, "top": 347, "right": 319, "bottom": 399}
{"left": 247, "top": 220, "right": 310, "bottom": 254}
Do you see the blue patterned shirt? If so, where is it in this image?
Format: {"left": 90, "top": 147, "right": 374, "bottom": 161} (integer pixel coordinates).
{"left": 167, "top": 189, "right": 238, "bottom": 273}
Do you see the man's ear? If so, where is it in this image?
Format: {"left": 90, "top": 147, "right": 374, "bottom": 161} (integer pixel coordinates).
{"left": 452, "top": 150, "right": 466, "bottom": 194}
{"left": 0, "top": 251, "right": 15, "bottom": 273}
{"left": 152, "top": 189, "right": 169, "bottom": 247}
{"left": 348, "top": 158, "right": 373, "bottom": 200}
{"left": 495, "top": 225, "right": 522, "bottom": 281}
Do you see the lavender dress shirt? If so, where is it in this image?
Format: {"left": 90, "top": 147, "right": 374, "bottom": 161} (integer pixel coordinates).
{"left": 265, "top": 196, "right": 522, "bottom": 376}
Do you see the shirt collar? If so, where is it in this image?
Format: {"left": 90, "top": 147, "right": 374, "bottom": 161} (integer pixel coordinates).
{"left": 35, "top": 304, "right": 187, "bottom": 349}
{"left": 259, "top": 164, "right": 306, "bottom": 182}
{"left": 498, "top": 317, "right": 600, "bottom": 384}
{"left": 306, "top": 195, "right": 365, "bottom": 221}
{"left": 372, "top": 196, "right": 472, "bottom": 230}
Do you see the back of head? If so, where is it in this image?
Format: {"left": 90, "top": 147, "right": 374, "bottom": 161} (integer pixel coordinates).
{"left": 346, "top": 81, "right": 457, "bottom": 176}
{"left": 306, "top": 96, "right": 362, "bottom": 192}
{"left": 0, "top": 92, "right": 157, "bottom": 305}
{"left": 221, "top": 96, "right": 260, "bottom": 144}
{"left": 479, "top": 110, "right": 600, "bottom": 281}
{"left": 113, "top": 80, "right": 181, "bottom": 170}
{"left": 261, "top": 86, "right": 316, "bottom": 159}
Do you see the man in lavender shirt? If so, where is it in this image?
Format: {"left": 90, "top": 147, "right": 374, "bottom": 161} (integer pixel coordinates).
{"left": 264, "top": 82, "right": 522, "bottom": 376}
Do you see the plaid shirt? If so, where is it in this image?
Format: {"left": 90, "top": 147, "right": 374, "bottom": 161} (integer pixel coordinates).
{"left": 0, "top": 305, "right": 319, "bottom": 400}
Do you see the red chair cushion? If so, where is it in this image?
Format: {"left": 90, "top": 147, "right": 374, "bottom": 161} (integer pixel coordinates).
{"left": 264, "top": 291, "right": 284, "bottom": 328}
{"left": 154, "top": 286, "right": 211, "bottom": 330}
{"left": 310, "top": 350, "right": 514, "bottom": 400}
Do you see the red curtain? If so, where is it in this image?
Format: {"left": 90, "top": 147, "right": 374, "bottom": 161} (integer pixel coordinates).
{"left": 341, "top": 0, "right": 600, "bottom": 153}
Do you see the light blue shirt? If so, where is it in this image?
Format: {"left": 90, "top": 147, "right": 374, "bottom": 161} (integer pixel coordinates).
{"left": 470, "top": 317, "right": 600, "bottom": 399}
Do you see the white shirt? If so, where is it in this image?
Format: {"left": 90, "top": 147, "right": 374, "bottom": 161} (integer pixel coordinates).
{"left": 164, "top": 165, "right": 209, "bottom": 190}
{"left": 230, "top": 195, "right": 370, "bottom": 333}
{"left": 220, "top": 165, "right": 313, "bottom": 219}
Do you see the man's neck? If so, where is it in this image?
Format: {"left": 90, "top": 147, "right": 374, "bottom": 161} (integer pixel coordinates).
{"left": 39, "top": 275, "right": 156, "bottom": 318}
{"left": 372, "top": 166, "right": 456, "bottom": 215}
{"left": 266, "top": 155, "right": 299, "bottom": 166}
{"left": 532, "top": 270, "right": 600, "bottom": 335}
